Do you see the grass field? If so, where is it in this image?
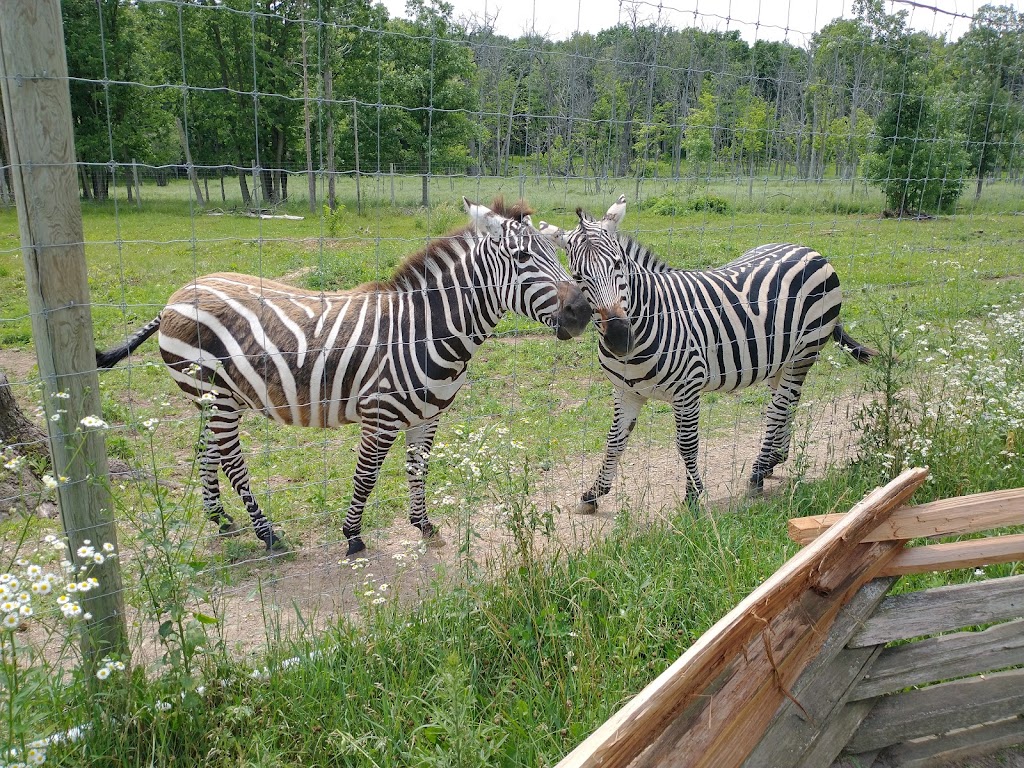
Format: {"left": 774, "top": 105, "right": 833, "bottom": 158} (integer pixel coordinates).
{"left": 1, "top": 173, "right": 1023, "bottom": 766}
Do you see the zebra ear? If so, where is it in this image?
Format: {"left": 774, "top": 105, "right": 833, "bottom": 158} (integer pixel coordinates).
{"left": 538, "top": 221, "right": 568, "bottom": 248}
{"left": 464, "top": 197, "right": 503, "bottom": 239}
{"left": 601, "top": 194, "right": 627, "bottom": 233}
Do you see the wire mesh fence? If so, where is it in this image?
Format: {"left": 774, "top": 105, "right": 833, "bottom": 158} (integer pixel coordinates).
{"left": 1, "top": 0, "right": 1023, "bottom": 697}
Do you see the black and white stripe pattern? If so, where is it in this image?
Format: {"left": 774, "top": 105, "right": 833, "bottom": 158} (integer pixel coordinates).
{"left": 97, "top": 198, "right": 591, "bottom": 555}
{"left": 541, "top": 196, "right": 876, "bottom": 511}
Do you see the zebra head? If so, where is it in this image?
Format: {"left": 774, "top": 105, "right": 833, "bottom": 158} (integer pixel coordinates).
{"left": 463, "top": 197, "right": 592, "bottom": 340}
{"left": 538, "top": 195, "right": 635, "bottom": 358}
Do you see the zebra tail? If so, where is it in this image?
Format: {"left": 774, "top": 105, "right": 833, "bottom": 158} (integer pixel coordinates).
{"left": 832, "top": 322, "right": 878, "bottom": 364}
{"left": 95, "top": 315, "right": 162, "bottom": 369}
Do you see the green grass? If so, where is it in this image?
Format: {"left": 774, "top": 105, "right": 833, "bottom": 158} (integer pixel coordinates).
{"left": 1, "top": 174, "right": 1024, "bottom": 766}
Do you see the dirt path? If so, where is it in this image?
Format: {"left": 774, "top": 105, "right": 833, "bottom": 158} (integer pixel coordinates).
{"left": 206, "top": 392, "right": 866, "bottom": 663}
{"left": 0, "top": 341, "right": 867, "bottom": 666}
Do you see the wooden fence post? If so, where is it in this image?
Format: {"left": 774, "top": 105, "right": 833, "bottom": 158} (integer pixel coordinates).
{"left": 0, "top": 0, "right": 127, "bottom": 668}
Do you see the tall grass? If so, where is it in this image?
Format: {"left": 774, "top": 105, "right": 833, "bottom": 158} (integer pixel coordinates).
{"left": 1, "top": 177, "right": 1022, "bottom": 765}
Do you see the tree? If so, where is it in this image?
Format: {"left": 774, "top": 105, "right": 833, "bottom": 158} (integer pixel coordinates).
{"left": 384, "top": 0, "right": 478, "bottom": 206}
{"left": 732, "top": 85, "right": 771, "bottom": 196}
{"left": 63, "top": 0, "right": 175, "bottom": 200}
{"left": 684, "top": 82, "right": 716, "bottom": 178}
{"left": 956, "top": 5, "right": 1024, "bottom": 200}
{"left": 865, "top": 32, "right": 969, "bottom": 213}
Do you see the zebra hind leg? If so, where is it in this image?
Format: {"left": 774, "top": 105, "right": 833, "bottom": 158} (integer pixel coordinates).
{"left": 199, "top": 426, "right": 237, "bottom": 536}
{"left": 749, "top": 364, "right": 811, "bottom": 494}
{"left": 579, "top": 389, "right": 646, "bottom": 514}
{"left": 210, "top": 406, "right": 283, "bottom": 550}
{"left": 404, "top": 419, "right": 443, "bottom": 545}
{"left": 673, "top": 392, "right": 706, "bottom": 509}
{"left": 342, "top": 428, "right": 400, "bottom": 556}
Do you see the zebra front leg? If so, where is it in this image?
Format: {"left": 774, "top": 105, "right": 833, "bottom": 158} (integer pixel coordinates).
{"left": 673, "top": 390, "right": 706, "bottom": 505}
{"left": 579, "top": 388, "right": 646, "bottom": 514}
{"left": 211, "top": 408, "right": 282, "bottom": 550}
{"left": 199, "top": 425, "right": 236, "bottom": 536}
{"left": 342, "top": 427, "right": 400, "bottom": 557}
{"left": 405, "top": 419, "right": 442, "bottom": 544}
{"left": 749, "top": 362, "right": 812, "bottom": 493}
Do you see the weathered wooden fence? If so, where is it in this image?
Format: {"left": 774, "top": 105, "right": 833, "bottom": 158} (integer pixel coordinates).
{"left": 557, "top": 467, "right": 1024, "bottom": 768}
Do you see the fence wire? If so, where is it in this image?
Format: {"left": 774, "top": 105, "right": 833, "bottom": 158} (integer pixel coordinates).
{"left": 1, "top": 0, "right": 1023, "bottom": 660}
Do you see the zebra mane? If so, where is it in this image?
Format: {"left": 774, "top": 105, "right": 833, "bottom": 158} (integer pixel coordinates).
{"left": 358, "top": 197, "right": 535, "bottom": 292}
{"left": 615, "top": 232, "right": 676, "bottom": 273}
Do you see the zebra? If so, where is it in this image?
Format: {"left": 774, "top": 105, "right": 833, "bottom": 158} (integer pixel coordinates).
{"left": 539, "top": 195, "right": 876, "bottom": 513}
{"left": 96, "top": 198, "right": 592, "bottom": 556}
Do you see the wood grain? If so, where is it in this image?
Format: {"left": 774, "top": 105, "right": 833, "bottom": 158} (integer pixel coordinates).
{"left": 789, "top": 488, "right": 1024, "bottom": 545}
{"left": 849, "top": 574, "right": 1024, "bottom": 648}
{"left": 554, "top": 467, "right": 927, "bottom": 768}
{"left": 852, "top": 618, "right": 1024, "bottom": 700}
{"left": 0, "top": 0, "right": 126, "bottom": 665}
{"left": 845, "top": 668, "right": 1024, "bottom": 753}
{"left": 870, "top": 716, "right": 1024, "bottom": 768}
{"left": 879, "top": 533, "right": 1024, "bottom": 576}
{"left": 742, "top": 578, "right": 896, "bottom": 767}
{"left": 638, "top": 541, "right": 900, "bottom": 767}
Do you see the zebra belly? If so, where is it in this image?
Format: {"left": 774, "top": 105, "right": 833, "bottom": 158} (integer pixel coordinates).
{"left": 343, "top": 369, "right": 467, "bottom": 429}
{"left": 600, "top": 356, "right": 698, "bottom": 403}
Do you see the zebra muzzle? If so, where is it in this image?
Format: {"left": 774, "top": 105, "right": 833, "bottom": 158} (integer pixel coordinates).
{"left": 602, "top": 316, "right": 635, "bottom": 357}
{"left": 554, "top": 284, "right": 592, "bottom": 339}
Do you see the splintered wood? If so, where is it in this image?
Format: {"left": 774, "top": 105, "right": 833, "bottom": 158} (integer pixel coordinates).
{"left": 554, "top": 467, "right": 929, "bottom": 768}
{"left": 556, "top": 471, "right": 1024, "bottom": 768}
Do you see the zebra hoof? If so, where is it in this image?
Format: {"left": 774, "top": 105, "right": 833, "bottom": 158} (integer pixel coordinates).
{"left": 217, "top": 518, "right": 242, "bottom": 537}
{"left": 419, "top": 523, "right": 445, "bottom": 548}
{"left": 747, "top": 479, "right": 765, "bottom": 497}
{"left": 346, "top": 536, "right": 366, "bottom": 557}
{"left": 262, "top": 531, "right": 286, "bottom": 551}
{"left": 575, "top": 499, "right": 598, "bottom": 515}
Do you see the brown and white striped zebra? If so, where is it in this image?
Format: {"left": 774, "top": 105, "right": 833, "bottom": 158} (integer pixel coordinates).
{"left": 96, "top": 198, "right": 591, "bottom": 555}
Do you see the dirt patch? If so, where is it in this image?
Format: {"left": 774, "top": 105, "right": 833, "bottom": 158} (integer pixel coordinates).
{"left": 0, "top": 347, "right": 38, "bottom": 384}
{"left": 196, "top": 391, "right": 868, "bottom": 661}
{"left": 4, "top": 386, "right": 869, "bottom": 669}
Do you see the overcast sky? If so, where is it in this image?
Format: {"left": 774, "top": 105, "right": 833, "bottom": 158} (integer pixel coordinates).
{"left": 380, "top": 0, "right": 1020, "bottom": 45}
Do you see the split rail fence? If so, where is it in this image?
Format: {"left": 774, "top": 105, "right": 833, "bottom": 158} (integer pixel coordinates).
{"left": 556, "top": 466, "right": 1024, "bottom": 767}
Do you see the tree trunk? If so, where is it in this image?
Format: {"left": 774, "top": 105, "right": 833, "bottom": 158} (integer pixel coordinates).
{"left": 420, "top": 148, "right": 429, "bottom": 208}
{"left": 274, "top": 126, "right": 286, "bottom": 202}
{"left": 175, "top": 117, "right": 205, "bottom": 207}
{"left": 325, "top": 64, "right": 336, "bottom": 211}
{"left": 238, "top": 169, "right": 251, "bottom": 207}
{"left": 260, "top": 167, "right": 275, "bottom": 205}
{"left": 301, "top": 20, "right": 315, "bottom": 213}
{"left": 0, "top": 369, "right": 49, "bottom": 473}
{"left": 90, "top": 166, "right": 109, "bottom": 201}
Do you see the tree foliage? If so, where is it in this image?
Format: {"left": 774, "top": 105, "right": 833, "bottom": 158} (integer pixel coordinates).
{"left": 56, "top": 0, "right": 1024, "bottom": 212}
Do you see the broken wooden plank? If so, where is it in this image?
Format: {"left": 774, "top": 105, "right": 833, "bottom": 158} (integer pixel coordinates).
{"left": 643, "top": 541, "right": 903, "bottom": 767}
{"left": 848, "top": 574, "right": 1024, "bottom": 648}
{"left": 870, "top": 716, "right": 1024, "bottom": 768}
{"left": 851, "top": 618, "right": 1024, "bottom": 700}
{"left": 830, "top": 750, "right": 880, "bottom": 768}
{"left": 742, "top": 578, "right": 896, "bottom": 768}
{"left": 795, "top": 698, "right": 878, "bottom": 768}
{"left": 844, "top": 668, "right": 1024, "bottom": 754}
{"left": 788, "top": 487, "right": 1024, "bottom": 545}
{"left": 879, "top": 533, "right": 1024, "bottom": 576}
{"left": 554, "top": 468, "right": 929, "bottom": 768}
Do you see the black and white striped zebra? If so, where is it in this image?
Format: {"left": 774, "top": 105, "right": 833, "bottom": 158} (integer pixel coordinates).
{"left": 540, "top": 195, "right": 876, "bottom": 512}
{"left": 96, "top": 198, "right": 592, "bottom": 555}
